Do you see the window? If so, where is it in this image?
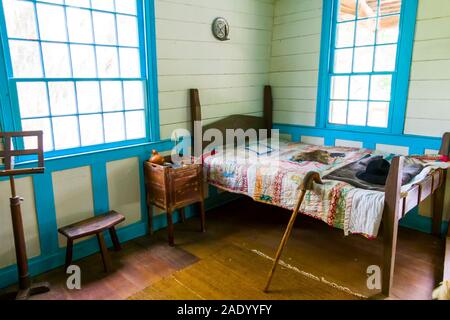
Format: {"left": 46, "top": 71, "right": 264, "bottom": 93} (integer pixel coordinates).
{"left": 319, "top": 0, "right": 417, "bottom": 133}
{"left": 0, "top": 0, "right": 149, "bottom": 153}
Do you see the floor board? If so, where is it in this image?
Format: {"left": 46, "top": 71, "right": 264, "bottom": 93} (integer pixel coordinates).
{"left": 2, "top": 198, "right": 445, "bottom": 300}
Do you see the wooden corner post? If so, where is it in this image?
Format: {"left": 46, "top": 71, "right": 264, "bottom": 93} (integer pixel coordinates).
{"left": 263, "top": 86, "right": 273, "bottom": 138}
{"left": 190, "top": 88, "right": 202, "bottom": 159}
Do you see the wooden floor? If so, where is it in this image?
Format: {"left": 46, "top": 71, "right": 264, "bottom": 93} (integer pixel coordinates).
{"left": 3, "top": 198, "right": 445, "bottom": 300}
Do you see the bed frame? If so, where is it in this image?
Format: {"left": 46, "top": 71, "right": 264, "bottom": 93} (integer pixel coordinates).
{"left": 189, "top": 86, "right": 450, "bottom": 298}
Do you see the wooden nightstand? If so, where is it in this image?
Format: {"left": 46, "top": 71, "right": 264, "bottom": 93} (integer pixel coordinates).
{"left": 144, "top": 158, "right": 206, "bottom": 246}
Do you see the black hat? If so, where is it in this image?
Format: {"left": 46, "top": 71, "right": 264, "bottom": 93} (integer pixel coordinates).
{"left": 356, "top": 158, "right": 390, "bottom": 186}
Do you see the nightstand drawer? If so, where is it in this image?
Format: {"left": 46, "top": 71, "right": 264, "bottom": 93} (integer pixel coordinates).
{"left": 170, "top": 165, "right": 202, "bottom": 207}
{"left": 173, "top": 178, "right": 202, "bottom": 206}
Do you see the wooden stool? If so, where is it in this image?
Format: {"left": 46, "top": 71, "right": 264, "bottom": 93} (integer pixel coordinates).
{"left": 58, "top": 211, "right": 125, "bottom": 272}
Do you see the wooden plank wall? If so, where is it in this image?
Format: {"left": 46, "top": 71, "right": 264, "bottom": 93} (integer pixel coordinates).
{"left": 270, "top": 0, "right": 322, "bottom": 127}
{"left": 155, "top": 0, "right": 275, "bottom": 140}
{"left": 405, "top": 0, "right": 450, "bottom": 137}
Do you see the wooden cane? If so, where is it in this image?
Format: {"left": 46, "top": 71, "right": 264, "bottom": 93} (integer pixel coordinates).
{"left": 264, "top": 171, "right": 322, "bottom": 292}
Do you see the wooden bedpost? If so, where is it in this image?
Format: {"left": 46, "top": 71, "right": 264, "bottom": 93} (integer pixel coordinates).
{"left": 263, "top": 86, "right": 273, "bottom": 138}
{"left": 190, "top": 88, "right": 202, "bottom": 158}
{"left": 382, "top": 156, "right": 404, "bottom": 297}
{"left": 432, "top": 132, "right": 450, "bottom": 236}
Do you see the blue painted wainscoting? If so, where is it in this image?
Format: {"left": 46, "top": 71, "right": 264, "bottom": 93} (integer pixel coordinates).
{"left": 275, "top": 123, "right": 449, "bottom": 235}
{"left": 0, "top": 140, "right": 239, "bottom": 289}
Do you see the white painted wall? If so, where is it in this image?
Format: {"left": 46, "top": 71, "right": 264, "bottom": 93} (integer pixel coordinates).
{"left": 155, "top": 0, "right": 274, "bottom": 139}
{"left": 53, "top": 166, "right": 95, "bottom": 247}
{"left": 270, "top": 0, "right": 322, "bottom": 126}
{"left": 0, "top": 177, "right": 40, "bottom": 269}
{"left": 404, "top": 0, "right": 450, "bottom": 137}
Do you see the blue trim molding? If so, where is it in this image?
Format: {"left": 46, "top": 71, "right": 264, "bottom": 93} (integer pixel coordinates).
{"left": 316, "top": 0, "right": 334, "bottom": 129}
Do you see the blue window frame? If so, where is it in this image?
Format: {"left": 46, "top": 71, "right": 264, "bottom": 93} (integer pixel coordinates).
{"left": 0, "top": 0, "right": 159, "bottom": 158}
{"left": 316, "top": 0, "right": 418, "bottom": 134}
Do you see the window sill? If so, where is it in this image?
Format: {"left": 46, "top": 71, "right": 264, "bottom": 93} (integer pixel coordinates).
{"left": 12, "top": 139, "right": 174, "bottom": 168}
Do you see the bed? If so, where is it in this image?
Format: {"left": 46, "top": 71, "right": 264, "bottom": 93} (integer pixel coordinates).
{"left": 189, "top": 86, "right": 450, "bottom": 297}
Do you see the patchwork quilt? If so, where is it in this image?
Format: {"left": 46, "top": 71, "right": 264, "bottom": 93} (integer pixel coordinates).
{"left": 203, "top": 140, "right": 447, "bottom": 238}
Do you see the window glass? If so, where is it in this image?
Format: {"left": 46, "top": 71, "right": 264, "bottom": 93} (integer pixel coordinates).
{"left": 328, "top": 0, "right": 403, "bottom": 129}
{"left": 1, "top": 0, "right": 146, "bottom": 152}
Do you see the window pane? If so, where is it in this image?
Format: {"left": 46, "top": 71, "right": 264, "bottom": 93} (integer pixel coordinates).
{"left": 3, "top": 0, "right": 38, "bottom": 39}
{"left": 334, "top": 48, "right": 353, "bottom": 73}
{"left": 353, "top": 46, "right": 374, "bottom": 72}
{"left": 104, "top": 113, "right": 125, "bottom": 142}
{"left": 349, "top": 75, "right": 369, "bottom": 100}
{"left": 380, "top": 0, "right": 402, "bottom": 16}
{"left": 125, "top": 111, "right": 145, "bottom": 139}
{"left": 101, "top": 81, "right": 123, "bottom": 112}
{"left": 39, "top": 0, "right": 63, "bottom": 4}
{"left": 368, "top": 102, "right": 389, "bottom": 128}
{"left": 79, "top": 114, "right": 104, "bottom": 146}
{"left": 331, "top": 76, "right": 349, "bottom": 100}
{"left": 355, "top": 19, "right": 376, "bottom": 46}
{"left": 91, "top": 0, "right": 115, "bottom": 12}
{"left": 374, "top": 45, "right": 397, "bottom": 71}
{"left": 9, "top": 40, "right": 43, "bottom": 77}
{"left": 4, "top": 0, "right": 147, "bottom": 153}
{"left": 117, "top": 15, "right": 139, "bottom": 47}
{"left": 92, "top": 11, "right": 116, "bottom": 45}
{"left": 370, "top": 75, "right": 392, "bottom": 101}
{"left": 66, "top": 7, "right": 93, "bottom": 44}
{"left": 36, "top": 3, "right": 67, "bottom": 42}
{"left": 336, "top": 21, "right": 355, "bottom": 48}
{"left": 347, "top": 101, "right": 367, "bottom": 126}
{"left": 76, "top": 81, "right": 101, "bottom": 113}
{"left": 119, "top": 48, "right": 141, "bottom": 78}
{"left": 338, "top": 0, "right": 356, "bottom": 22}
{"left": 96, "top": 46, "right": 119, "bottom": 77}
{"left": 329, "top": 0, "right": 402, "bottom": 131}
{"left": 115, "top": 0, "right": 137, "bottom": 15}
{"left": 42, "top": 43, "right": 71, "bottom": 78}
{"left": 123, "top": 81, "right": 144, "bottom": 110}
{"left": 65, "top": 0, "right": 90, "bottom": 8}
{"left": 48, "top": 82, "right": 77, "bottom": 116}
{"left": 358, "top": 0, "right": 377, "bottom": 19}
{"left": 52, "top": 116, "right": 80, "bottom": 149}
{"left": 17, "top": 82, "right": 49, "bottom": 118}
{"left": 377, "top": 16, "right": 400, "bottom": 44}
{"left": 329, "top": 101, "right": 347, "bottom": 124}
{"left": 22, "top": 118, "right": 53, "bottom": 151}
{"left": 71, "top": 44, "right": 96, "bottom": 78}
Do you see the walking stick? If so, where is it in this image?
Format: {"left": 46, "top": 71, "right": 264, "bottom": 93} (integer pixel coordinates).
{"left": 264, "top": 171, "right": 323, "bottom": 292}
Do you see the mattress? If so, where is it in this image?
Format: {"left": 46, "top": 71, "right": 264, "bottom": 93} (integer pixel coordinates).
{"left": 203, "top": 139, "right": 448, "bottom": 238}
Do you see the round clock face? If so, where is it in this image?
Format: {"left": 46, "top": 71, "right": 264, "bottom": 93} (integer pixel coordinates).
{"left": 212, "top": 17, "right": 229, "bottom": 41}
